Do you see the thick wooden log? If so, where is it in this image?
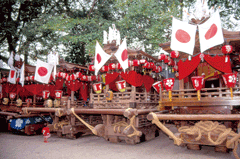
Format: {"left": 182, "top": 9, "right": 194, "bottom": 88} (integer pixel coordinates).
{"left": 22, "top": 107, "right": 63, "bottom": 113}
{"left": 0, "top": 111, "right": 18, "bottom": 116}
{"left": 147, "top": 114, "right": 240, "bottom": 121}
{"left": 67, "top": 108, "right": 132, "bottom": 115}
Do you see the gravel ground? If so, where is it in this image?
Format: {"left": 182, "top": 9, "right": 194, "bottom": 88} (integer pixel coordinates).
{"left": 0, "top": 125, "right": 238, "bottom": 159}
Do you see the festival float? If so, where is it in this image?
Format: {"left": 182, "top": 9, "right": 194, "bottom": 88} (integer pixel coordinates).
{"left": 147, "top": 1, "right": 240, "bottom": 158}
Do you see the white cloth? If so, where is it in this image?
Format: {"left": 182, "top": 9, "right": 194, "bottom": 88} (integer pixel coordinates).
{"left": 34, "top": 59, "right": 54, "bottom": 84}
{"left": 8, "top": 52, "right": 14, "bottom": 67}
{"left": 0, "top": 59, "right": 3, "bottom": 68}
{"left": 20, "top": 63, "right": 25, "bottom": 87}
{"left": 15, "top": 54, "right": 20, "bottom": 61}
{"left": 94, "top": 41, "right": 112, "bottom": 75}
{"left": 159, "top": 48, "right": 169, "bottom": 55}
{"left": 8, "top": 67, "right": 16, "bottom": 84}
{"left": 108, "top": 27, "right": 113, "bottom": 43}
{"left": 103, "top": 30, "right": 108, "bottom": 44}
{"left": 48, "top": 52, "right": 59, "bottom": 80}
{"left": 170, "top": 17, "right": 197, "bottom": 55}
{"left": 114, "top": 38, "right": 128, "bottom": 72}
{"left": 116, "top": 30, "right": 121, "bottom": 46}
{"left": 198, "top": 11, "right": 224, "bottom": 53}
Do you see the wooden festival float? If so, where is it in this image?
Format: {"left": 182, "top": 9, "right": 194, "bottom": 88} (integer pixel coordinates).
{"left": 0, "top": 62, "right": 53, "bottom": 135}
{"left": 146, "top": 3, "right": 240, "bottom": 158}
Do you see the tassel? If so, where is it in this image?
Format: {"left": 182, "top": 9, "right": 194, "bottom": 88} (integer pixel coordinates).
{"left": 169, "top": 90, "right": 172, "bottom": 102}
{"left": 197, "top": 90, "right": 201, "bottom": 101}
{"left": 230, "top": 87, "right": 233, "bottom": 100}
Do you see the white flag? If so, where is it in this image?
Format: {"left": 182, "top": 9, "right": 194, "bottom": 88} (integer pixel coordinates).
{"left": 48, "top": 52, "right": 59, "bottom": 80}
{"left": 15, "top": 54, "right": 20, "bottom": 61}
{"left": 20, "top": 63, "right": 25, "bottom": 87}
{"left": 103, "top": 30, "right": 108, "bottom": 44}
{"left": 94, "top": 41, "right": 112, "bottom": 75}
{"left": 34, "top": 59, "right": 54, "bottom": 84}
{"left": 198, "top": 11, "right": 224, "bottom": 53}
{"left": 116, "top": 30, "right": 121, "bottom": 46}
{"left": 170, "top": 17, "right": 197, "bottom": 55}
{"left": 114, "top": 38, "right": 128, "bottom": 71}
{"left": 108, "top": 27, "right": 113, "bottom": 43}
{"left": 8, "top": 67, "right": 16, "bottom": 84}
{"left": 159, "top": 48, "right": 169, "bottom": 55}
{"left": 0, "top": 59, "right": 3, "bottom": 68}
{"left": 8, "top": 52, "right": 14, "bottom": 67}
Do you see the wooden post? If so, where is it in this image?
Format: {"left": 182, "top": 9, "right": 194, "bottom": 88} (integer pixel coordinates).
{"left": 71, "top": 91, "right": 74, "bottom": 104}
{"left": 33, "top": 95, "right": 36, "bottom": 107}
{"left": 179, "top": 79, "right": 184, "bottom": 98}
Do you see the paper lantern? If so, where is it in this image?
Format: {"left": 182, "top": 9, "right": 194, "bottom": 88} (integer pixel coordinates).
{"left": 116, "top": 80, "right": 126, "bottom": 92}
{"left": 76, "top": 72, "right": 82, "bottom": 78}
{"left": 140, "top": 59, "right": 147, "bottom": 64}
{"left": 2, "top": 77, "right": 7, "bottom": 82}
{"left": 149, "top": 62, "right": 155, "bottom": 69}
{"left": 30, "top": 75, "right": 34, "bottom": 81}
{"left": 93, "top": 83, "right": 102, "bottom": 94}
{"left": 128, "top": 60, "right": 133, "bottom": 67}
{"left": 173, "top": 65, "right": 178, "bottom": 72}
{"left": 81, "top": 75, "right": 88, "bottom": 81}
{"left": 25, "top": 76, "right": 30, "bottom": 81}
{"left": 96, "top": 75, "right": 101, "bottom": 82}
{"left": 163, "top": 78, "right": 175, "bottom": 102}
{"left": 55, "top": 90, "right": 63, "bottom": 99}
{"left": 168, "top": 59, "right": 174, "bottom": 66}
{"left": 62, "top": 73, "right": 67, "bottom": 79}
{"left": 170, "top": 50, "right": 179, "bottom": 58}
{"left": 43, "top": 90, "right": 50, "bottom": 100}
{"left": 191, "top": 76, "right": 204, "bottom": 100}
{"left": 100, "top": 65, "right": 109, "bottom": 72}
{"left": 109, "top": 63, "right": 116, "bottom": 70}
{"left": 88, "top": 65, "right": 95, "bottom": 71}
{"left": 132, "top": 59, "right": 140, "bottom": 66}
{"left": 152, "top": 81, "right": 164, "bottom": 93}
{"left": 158, "top": 53, "right": 166, "bottom": 61}
{"left": 222, "top": 45, "right": 233, "bottom": 54}
{"left": 57, "top": 72, "right": 63, "bottom": 78}
{"left": 88, "top": 75, "right": 96, "bottom": 81}
{"left": 222, "top": 73, "right": 237, "bottom": 99}
{"left": 116, "top": 63, "right": 122, "bottom": 69}
{"left": 9, "top": 92, "right": 16, "bottom": 100}
{"left": 164, "top": 56, "right": 170, "bottom": 64}
{"left": 143, "top": 62, "right": 151, "bottom": 69}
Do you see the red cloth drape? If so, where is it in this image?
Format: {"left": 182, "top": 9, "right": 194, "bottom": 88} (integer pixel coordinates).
{"left": 66, "top": 80, "right": 81, "bottom": 92}
{"left": 120, "top": 71, "right": 143, "bottom": 87}
{"left": 109, "top": 76, "right": 121, "bottom": 92}
{"left": 142, "top": 75, "right": 154, "bottom": 92}
{"left": 25, "top": 84, "right": 45, "bottom": 96}
{"left": 105, "top": 72, "right": 119, "bottom": 85}
{"left": 44, "top": 84, "right": 56, "bottom": 98}
{"left": 79, "top": 82, "right": 88, "bottom": 101}
{"left": 55, "top": 79, "right": 64, "bottom": 90}
{"left": 204, "top": 54, "right": 232, "bottom": 73}
{"left": 178, "top": 54, "right": 201, "bottom": 80}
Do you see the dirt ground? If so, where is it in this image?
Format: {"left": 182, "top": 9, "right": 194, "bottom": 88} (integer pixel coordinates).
{"left": 0, "top": 125, "right": 238, "bottom": 159}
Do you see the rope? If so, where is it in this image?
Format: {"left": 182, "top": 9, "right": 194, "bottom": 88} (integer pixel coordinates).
{"left": 24, "top": 108, "right": 31, "bottom": 115}
{"left": 56, "top": 108, "right": 63, "bottom": 117}
{"left": 54, "top": 121, "right": 69, "bottom": 129}
{"left": 178, "top": 121, "right": 240, "bottom": 159}
{"left": 71, "top": 108, "right": 97, "bottom": 135}
{"left": 150, "top": 112, "right": 182, "bottom": 146}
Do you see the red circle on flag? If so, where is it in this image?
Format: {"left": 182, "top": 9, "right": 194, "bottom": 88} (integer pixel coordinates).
{"left": 10, "top": 70, "right": 15, "bottom": 78}
{"left": 97, "top": 53, "right": 101, "bottom": 64}
{"left": 38, "top": 67, "right": 48, "bottom": 76}
{"left": 205, "top": 24, "right": 217, "bottom": 40}
{"left": 175, "top": 29, "right": 191, "bottom": 43}
{"left": 121, "top": 49, "right": 128, "bottom": 61}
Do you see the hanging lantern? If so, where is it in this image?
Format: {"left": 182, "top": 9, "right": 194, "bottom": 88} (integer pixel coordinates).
{"left": 81, "top": 75, "right": 88, "bottom": 81}
{"left": 168, "top": 59, "right": 174, "bottom": 66}
{"left": 62, "top": 73, "right": 67, "bottom": 79}
{"left": 43, "top": 90, "right": 50, "bottom": 100}
{"left": 55, "top": 90, "right": 63, "bottom": 99}
{"left": 158, "top": 53, "right": 166, "bottom": 61}
{"left": 140, "top": 59, "right": 147, "bottom": 64}
{"left": 100, "top": 65, "right": 109, "bottom": 72}
{"left": 25, "top": 76, "right": 30, "bottom": 81}
{"left": 93, "top": 83, "right": 102, "bottom": 94}
{"left": 116, "top": 63, "right": 122, "bottom": 70}
{"left": 30, "top": 75, "right": 34, "bottom": 81}
{"left": 164, "top": 55, "right": 170, "bottom": 64}
{"left": 88, "top": 75, "right": 96, "bottom": 81}
{"left": 9, "top": 92, "right": 16, "bottom": 101}
{"left": 149, "top": 62, "right": 155, "bottom": 69}
{"left": 57, "top": 72, "right": 63, "bottom": 78}
{"left": 163, "top": 78, "right": 175, "bottom": 103}
{"left": 96, "top": 75, "right": 101, "bottom": 82}
{"left": 170, "top": 50, "right": 179, "bottom": 58}
{"left": 109, "top": 63, "right": 116, "bottom": 70}
{"left": 132, "top": 59, "right": 140, "bottom": 66}
{"left": 152, "top": 81, "right": 164, "bottom": 93}
{"left": 2, "top": 77, "right": 7, "bottom": 82}
{"left": 143, "top": 62, "right": 151, "bottom": 69}
{"left": 222, "top": 45, "right": 233, "bottom": 54}
{"left": 128, "top": 60, "right": 133, "bottom": 67}
{"left": 191, "top": 76, "right": 204, "bottom": 100}
{"left": 88, "top": 65, "right": 95, "bottom": 72}
{"left": 222, "top": 73, "right": 237, "bottom": 100}
{"left": 76, "top": 72, "right": 82, "bottom": 79}
{"left": 173, "top": 65, "right": 178, "bottom": 72}
{"left": 116, "top": 80, "right": 126, "bottom": 92}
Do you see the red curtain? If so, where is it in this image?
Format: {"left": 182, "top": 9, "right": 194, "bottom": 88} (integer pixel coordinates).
{"left": 65, "top": 80, "right": 81, "bottom": 92}
{"left": 109, "top": 76, "right": 121, "bottom": 92}
{"left": 79, "top": 82, "right": 88, "bottom": 101}
{"left": 178, "top": 54, "right": 201, "bottom": 80}
{"left": 204, "top": 54, "right": 232, "bottom": 73}
{"left": 142, "top": 75, "right": 154, "bottom": 92}
{"left": 105, "top": 72, "right": 119, "bottom": 85}
{"left": 120, "top": 71, "right": 143, "bottom": 87}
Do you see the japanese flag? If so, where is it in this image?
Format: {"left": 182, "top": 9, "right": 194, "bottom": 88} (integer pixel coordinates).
{"left": 198, "top": 11, "right": 224, "bottom": 53}
{"left": 94, "top": 41, "right": 112, "bottom": 75}
{"left": 8, "top": 67, "right": 16, "bottom": 84}
{"left": 114, "top": 38, "right": 128, "bottom": 72}
{"left": 170, "top": 17, "right": 197, "bottom": 55}
{"left": 20, "top": 63, "right": 25, "bottom": 87}
{"left": 34, "top": 59, "right": 54, "bottom": 84}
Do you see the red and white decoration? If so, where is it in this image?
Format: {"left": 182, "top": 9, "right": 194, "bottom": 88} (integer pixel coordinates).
{"left": 163, "top": 78, "right": 175, "bottom": 102}
{"left": 170, "top": 17, "right": 197, "bottom": 55}
{"left": 55, "top": 90, "right": 63, "bottom": 99}
{"left": 34, "top": 59, "right": 54, "bottom": 84}
{"left": 170, "top": 50, "right": 179, "bottom": 58}
{"left": 109, "top": 63, "right": 116, "bottom": 70}
{"left": 88, "top": 65, "right": 95, "bottom": 72}
{"left": 93, "top": 83, "right": 102, "bottom": 94}
{"left": 94, "top": 41, "right": 112, "bottom": 75}
{"left": 116, "top": 80, "right": 126, "bottom": 92}
{"left": 9, "top": 92, "right": 17, "bottom": 100}
{"left": 152, "top": 81, "right": 164, "bottom": 93}
{"left": 8, "top": 67, "right": 17, "bottom": 84}
{"left": 222, "top": 73, "right": 237, "bottom": 99}
{"left": 198, "top": 11, "right": 224, "bottom": 53}
{"left": 132, "top": 59, "right": 140, "bottom": 67}
{"left": 114, "top": 38, "right": 128, "bottom": 71}
{"left": 191, "top": 76, "right": 204, "bottom": 100}
{"left": 43, "top": 90, "right": 50, "bottom": 100}
{"left": 222, "top": 45, "right": 233, "bottom": 62}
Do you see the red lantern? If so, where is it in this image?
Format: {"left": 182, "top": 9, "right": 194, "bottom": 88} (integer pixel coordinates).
{"left": 93, "top": 83, "right": 102, "bottom": 94}
{"left": 30, "top": 75, "right": 34, "bottom": 81}
{"left": 164, "top": 56, "right": 170, "bottom": 64}
{"left": 152, "top": 81, "right": 164, "bottom": 93}
{"left": 173, "top": 65, "right": 178, "bottom": 72}
{"left": 168, "top": 59, "right": 174, "bottom": 66}
{"left": 132, "top": 59, "right": 140, "bottom": 66}
{"left": 100, "top": 65, "right": 109, "bottom": 72}
{"left": 140, "top": 59, "right": 147, "bottom": 64}
{"left": 191, "top": 76, "right": 204, "bottom": 101}
{"left": 25, "top": 76, "right": 30, "bottom": 81}
{"left": 88, "top": 65, "right": 95, "bottom": 72}
{"left": 149, "top": 62, "right": 155, "bottom": 69}
{"left": 159, "top": 53, "right": 166, "bottom": 61}
{"left": 163, "top": 78, "right": 175, "bottom": 102}
{"left": 128, "top": 60, "right": 133, "bottom": 67}
{"left": 143, "top": 62, "right": 151, "bottom": 69}
{"left": 222, "top": 45, "right": 233, "bottom": 54}
{"left": 116, "top": 80, "right": 126, "bottom": 92}
{"left": 43, "top": 90, "right": 50, "bottom": 100}
{"left": 96, "top": 75, "right": 101, "bottom": 82}
{"left": 55, "top": 90, "right": 63, "bottom": 99}
{"left": 76, "top": 72, "right": 82, "bottom": 79}
{"left": 9, "top": 92, "right": 16, "bottom": 100}
{"left": 116, "top": 63, "right": 122, "bottom": 69}
{"left": 222, "top": 73, "right": 237, "bottom": 99}
{"left": 57, "top": 72, "right": 63, "bottom": 78}
{"left": 66, "top": 74, "right": 71, "bottom": 81}
{"left": 170, "top": 50, "right": 179, "bottom": 58}
{"left": 62, "top": 73, "right": 67, "bottom": 79}
{"left": 109, "top": 63, "right": 116, "bottom": 70}
{"left": 88, "top": 75, "right": 96, "bottom": 81}
{"left": 81, "top": 75, "right": 88, "bottom": 81}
